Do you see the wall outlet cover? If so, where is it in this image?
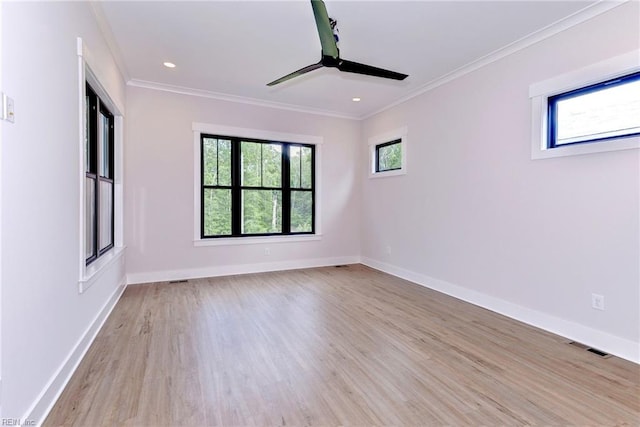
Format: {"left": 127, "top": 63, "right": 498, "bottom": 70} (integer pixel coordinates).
{"left": 591, "top": 293, "right": 605, "bottom": 311}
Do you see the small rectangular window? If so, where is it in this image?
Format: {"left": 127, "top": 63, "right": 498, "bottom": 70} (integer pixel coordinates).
{"left": 548, "top": 71, "right": 640, "bottom": 148}
{"left": 368, "top": 127, "right": 407, "bottom": 177}
{"left": 375, "top": 139, "right": 402, "bottom": 172}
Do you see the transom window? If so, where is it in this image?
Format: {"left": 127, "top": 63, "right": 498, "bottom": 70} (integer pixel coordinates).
{"left": 530, "top": 52, "right": 640, "bottom": 159}
{"left": 201, "top": 134, "right": 314, "bottom": 238}
{"left": 547, "top": 71, "right": 640, "bottom": 148}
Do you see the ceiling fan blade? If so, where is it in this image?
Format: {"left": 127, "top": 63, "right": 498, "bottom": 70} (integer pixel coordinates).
{"left": 338, "top": 59, "right": 408, "bottom": 81}
{"left": 311, "top": 0, "right": 339, "bottom": 59}
{"left": 267, "top": 61, "right": 324, "bottom": 86}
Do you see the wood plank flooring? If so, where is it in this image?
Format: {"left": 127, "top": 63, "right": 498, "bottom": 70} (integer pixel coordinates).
{"left": 45, "top": 265, "right": 640, "bottom": 426}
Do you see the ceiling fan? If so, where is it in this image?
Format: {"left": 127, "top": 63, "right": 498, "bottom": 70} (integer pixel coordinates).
{"left": 267, "top": 0, "right": 408, "bottom": 86}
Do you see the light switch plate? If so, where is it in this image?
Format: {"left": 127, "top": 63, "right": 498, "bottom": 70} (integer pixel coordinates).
{"left": 4, "top": 94, "right": 15, "bottom": 123}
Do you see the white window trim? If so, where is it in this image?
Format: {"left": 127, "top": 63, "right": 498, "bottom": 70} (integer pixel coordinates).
{"left": 192, "top": 122, "right": 323, "bottom": 246}
{"left": 529, "top": 50, "right": 640, "bottom": 160}
{"left": 194, "top": 235, "right": 322, "bottom": 247}
{"left": 77, "top": 37, "right": 125, "bottom": 292}
{"left": 368, "top": 126, "right": 408, "bottom": 178}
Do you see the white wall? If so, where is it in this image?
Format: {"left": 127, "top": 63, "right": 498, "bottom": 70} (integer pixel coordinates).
{"left": 1, "top": 2, "right": 126, "bottom": 421}
{"left": 125, "top": 86, "right": 361, "bottom": 283}
{"left": 361, "top": 2, "right": 640, "bottom": 361}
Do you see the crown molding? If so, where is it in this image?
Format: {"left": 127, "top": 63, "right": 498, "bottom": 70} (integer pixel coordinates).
{"left": 361, "top": 0, "right": 628, "bottom": 120}
{"left": 127, "top": 79, "right": 360, "bottom": 121}
{"left": 111, "top": 0, "right": 626, "bottom": 122}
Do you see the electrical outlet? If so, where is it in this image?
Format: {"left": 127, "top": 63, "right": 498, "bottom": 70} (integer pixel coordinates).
{"left": 591, "top": 293, "right": 605, "bottom": 311}
{"left": 264, "top": 247, "right": 271, "bottom": 256}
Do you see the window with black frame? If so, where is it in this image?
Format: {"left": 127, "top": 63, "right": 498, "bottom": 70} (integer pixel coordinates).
{"left": 201, "top": 134, "right": 314, "bottom": 238}
{"left": 375, "top": 139, "right": 402, "bottom": 172}
{"left": 85, "top": 83, "right": 115, "bottom": 264}
{"left": 547, "top": 71, "right": 640, "bottom": 148}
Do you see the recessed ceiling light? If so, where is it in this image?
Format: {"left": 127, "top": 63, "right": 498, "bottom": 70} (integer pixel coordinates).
{"left": 352, "top": 97, "right": 361, "bottom": 102}
{"left": 163, "top": 62, "right": 176, "bottom": 68}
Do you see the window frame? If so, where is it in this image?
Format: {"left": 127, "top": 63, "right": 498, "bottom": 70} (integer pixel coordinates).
{"left": 369, "top": 127, "right": 408, "bottom": 178}
{"left": 200, "top": 134, "right": 316, "bottom": 238}
{"left": 193, "top": 123, "right": 321, "bottom": 244}
{"left": 77, "top": 37, "right": 125, "bottom": 293}
{"left": 530, "top": 51, "right": 640, "bottom": 159}
{"left": 375, "top": 139, "right": 403, "bottom": 173}
{"left": 85, "top": 83, "right": 115, "bottom": 265}
{"left": 547, "top": 71, "right": 640, "bottom": 149}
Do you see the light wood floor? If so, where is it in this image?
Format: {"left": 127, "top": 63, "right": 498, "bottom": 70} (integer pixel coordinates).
{"left": 45, "top": 265, "right": 639, "bottom": 426}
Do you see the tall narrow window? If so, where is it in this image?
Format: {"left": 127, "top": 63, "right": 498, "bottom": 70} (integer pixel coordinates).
{"left": 289, "top": 145, "right": 314, "bottom": 233}
{"left": 241, "top": 141, "right": 283, "bottom": 234}
{"left": 202, "top": 137, "right": 232, "bottom": 236}
{"left": 85, "top": 83, "right": 114, "bottom": 264}
{"left": 201, "top": 134, "right": 315, "bottom": 238}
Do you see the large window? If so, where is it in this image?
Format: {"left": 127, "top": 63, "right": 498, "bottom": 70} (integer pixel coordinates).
{"left": 201, "top": 134, "right": 314, "bottom": 238}
{"left": 547, "top": 71, "right": 640, "bottom": 148}
{"left": 85, "top": 83, "right": 114, "bottom": 264}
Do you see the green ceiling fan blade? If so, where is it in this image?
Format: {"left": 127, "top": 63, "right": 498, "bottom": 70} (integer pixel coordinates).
{"left": 311, "top": 0, "right": 339, "bottom": 59}
{"left": 267, "top": 61, "right": 323, "bottom": 86}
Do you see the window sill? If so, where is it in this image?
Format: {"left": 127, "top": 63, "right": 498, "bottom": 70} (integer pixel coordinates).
{"left": 531, "top": 135, "right": 640, "bottom": 160}
{"left": 79, "top": 246, "right": 126, "bottom": 294}
{"left": 369, "top": 169, "right": 406, "bottom": 179}
{"left": 194, "top": 234, "right": 322, "bottom": 247}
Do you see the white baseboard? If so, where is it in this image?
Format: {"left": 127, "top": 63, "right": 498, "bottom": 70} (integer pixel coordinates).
{"left": 127, "top": 256, "right": 361, "bottom": 285}
{"left": 361, "top": 257, "right": 639, "bottom": 364}
{"left": 24, "top": 279, "right": 127, "bottom": 426}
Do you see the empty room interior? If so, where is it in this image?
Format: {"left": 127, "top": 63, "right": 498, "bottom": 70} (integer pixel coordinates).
{"left": 1, "top": 0, "right": 639, "bottom": 425}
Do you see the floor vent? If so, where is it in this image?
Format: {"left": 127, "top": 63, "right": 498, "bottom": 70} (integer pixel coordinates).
{"left": 169, "top": 279, "right": 188, "bottom": 284}
{"left": 334, "top": 265, "right": 348, "bottom": 268}
{"left": 568, "top": 341, "right": 611, "bottom": 358}
{"left": 586, "top": 348, "right": 611, "bottom": 358}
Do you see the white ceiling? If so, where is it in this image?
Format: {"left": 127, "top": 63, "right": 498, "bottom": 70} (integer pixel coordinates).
{"left": 98, "top": 0, "right": 601, "bottom": 119}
